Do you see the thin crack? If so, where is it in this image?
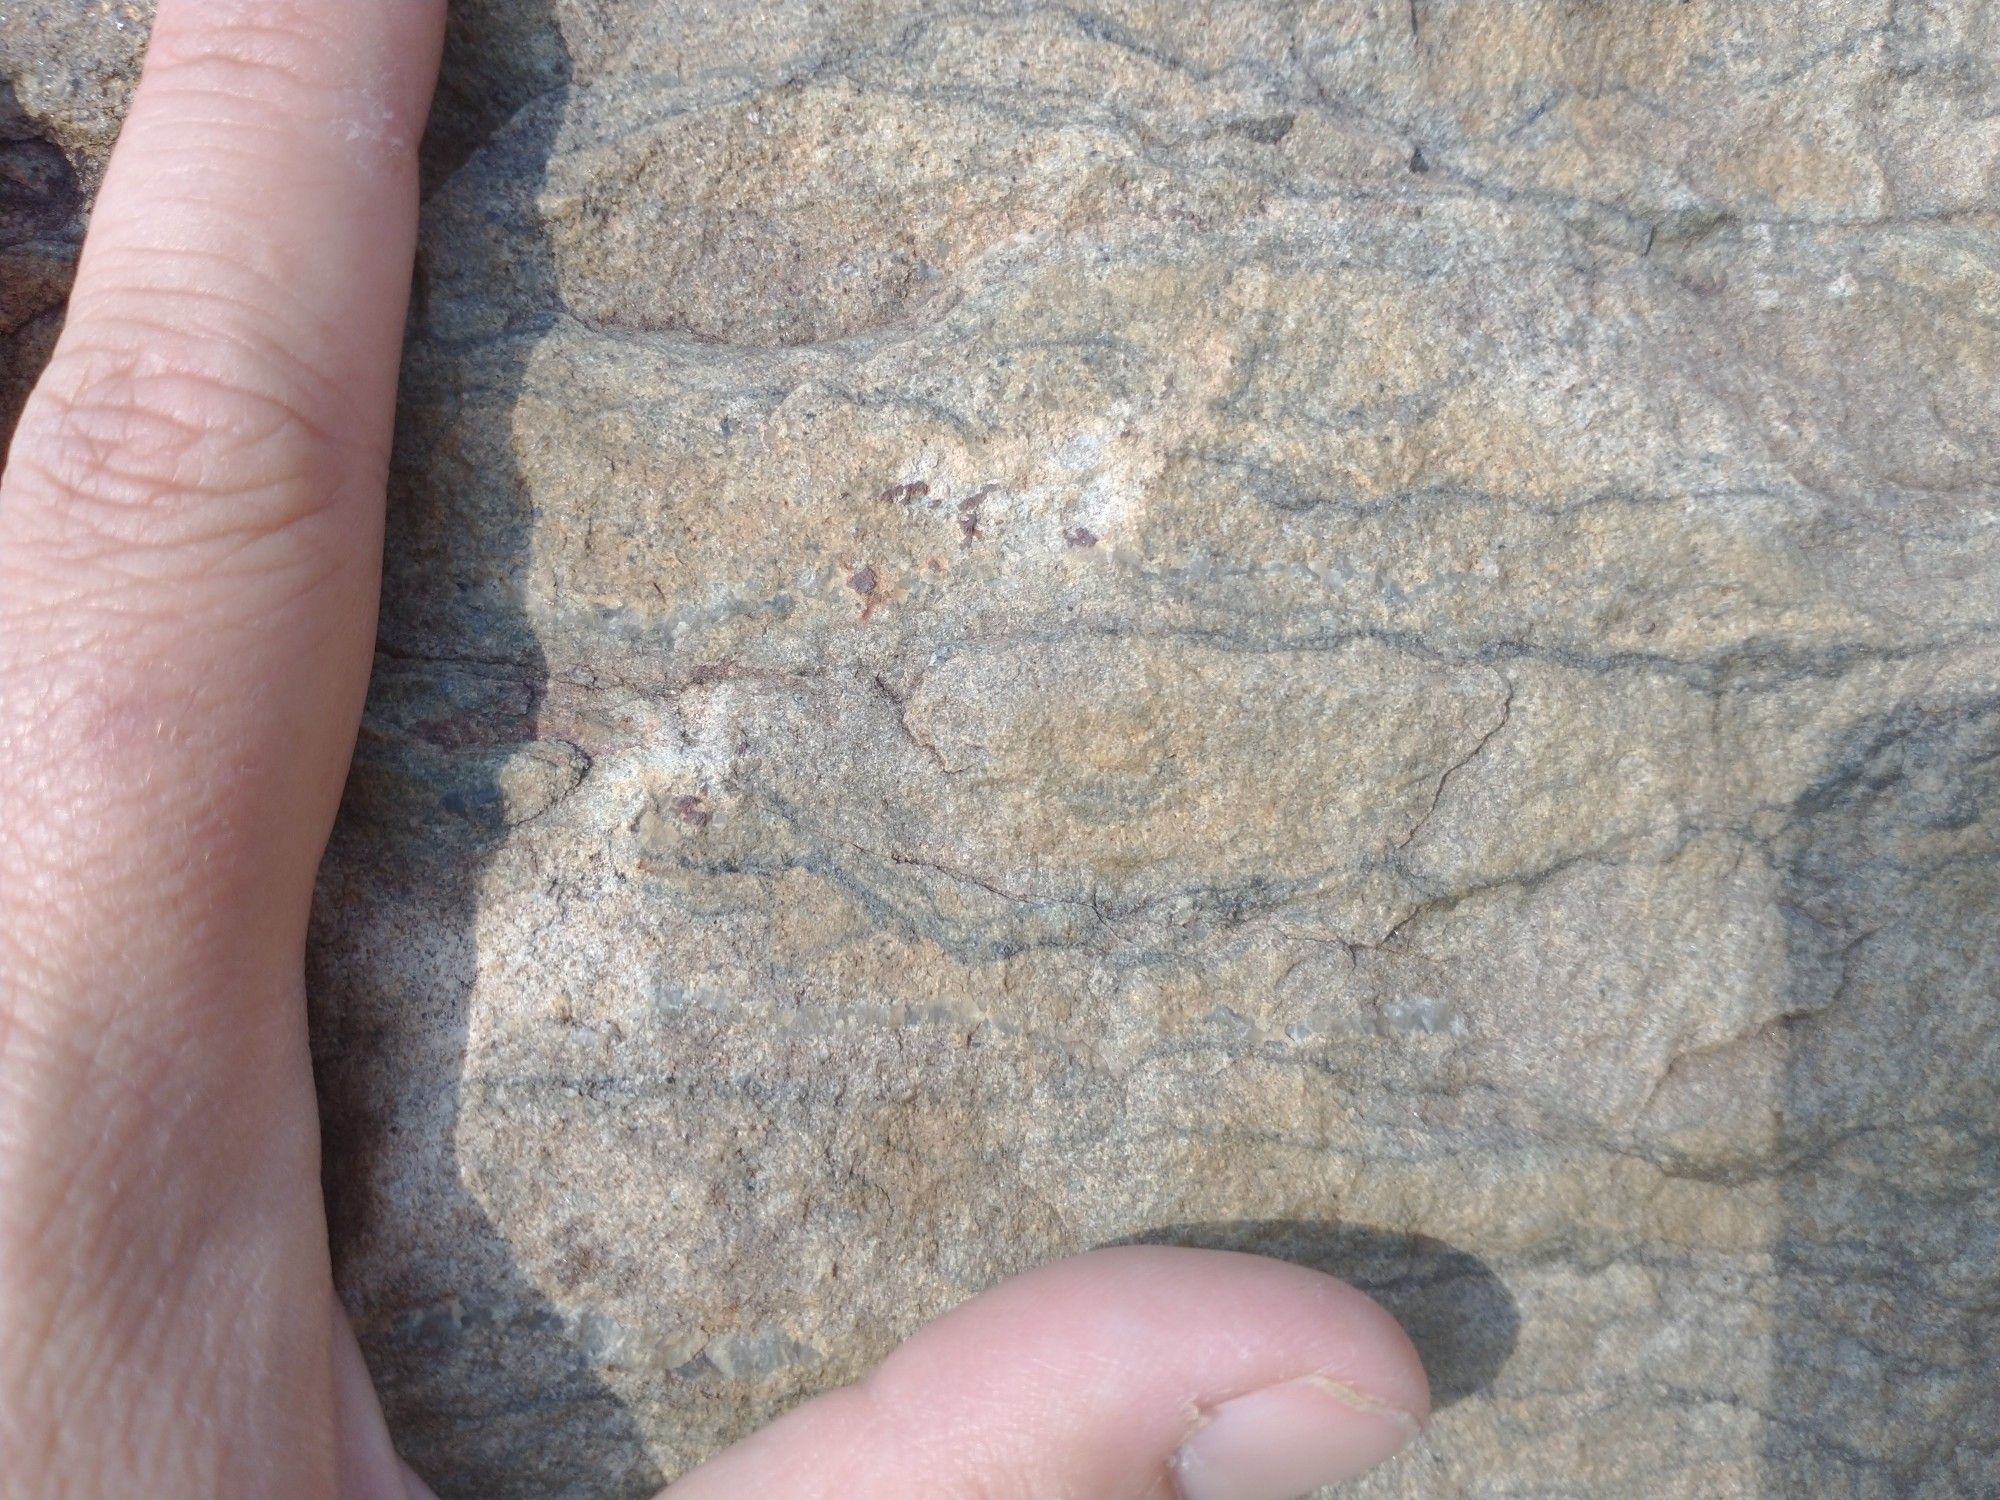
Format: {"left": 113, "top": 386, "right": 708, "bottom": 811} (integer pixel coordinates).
{"left": 1396, "top": 675, "right": 1516, "bottom": 852}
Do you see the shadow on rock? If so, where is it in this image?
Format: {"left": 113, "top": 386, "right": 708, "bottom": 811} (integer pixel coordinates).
{"left": 1119, "top": 1220, "right": 1518, "bottom": 1410}
{"left": 0, "top": 77, "right": 84, "bottom": 441}
{"left": 310, "top": 4, "right": 662, "bottom": 1496}
{"left": 1763, "top": 700, "right": 2000, "bottom": 1495}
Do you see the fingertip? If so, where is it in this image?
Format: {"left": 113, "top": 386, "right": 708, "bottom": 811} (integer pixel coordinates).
{"left": 666, "top": 1242, "right": 1430, "bottom": 1500}
{"left": 992, "top": 1244, "right": 1432, "bottom": 1422}
{"left": 1170, "top": 1375, "right": 1421, "bottom": 1500}
{"left": 1015, "top": 1246, "right": 1433, "bottom": 1500}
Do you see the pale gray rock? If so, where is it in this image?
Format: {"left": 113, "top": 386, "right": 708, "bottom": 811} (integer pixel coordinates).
{"left": 4, "top": 2, "right": 1998, "bottom": 1496}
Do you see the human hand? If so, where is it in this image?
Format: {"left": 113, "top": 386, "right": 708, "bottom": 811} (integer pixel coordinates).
{"left": 0, "top": 4, "right": 1427, "bottom": 1497}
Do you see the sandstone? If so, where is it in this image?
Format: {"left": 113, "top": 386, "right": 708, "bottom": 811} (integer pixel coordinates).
{"left": 5, "top": 2, "right": 1998, "bottom": 1495}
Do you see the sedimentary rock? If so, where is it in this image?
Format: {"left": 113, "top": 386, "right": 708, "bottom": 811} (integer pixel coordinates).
{"left": 5, "top": 2, "right": 1997, "bottom": 1495}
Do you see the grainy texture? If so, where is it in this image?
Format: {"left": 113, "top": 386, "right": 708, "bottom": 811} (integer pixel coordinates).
{"left": 5, "top": 2, "right": 1999, "bottom": 1496}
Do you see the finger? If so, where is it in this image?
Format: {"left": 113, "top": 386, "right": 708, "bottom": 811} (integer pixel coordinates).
{"left": 332, "top": 1298, "right": 439, "bottom": 1500}
{"left": 0, "top": 0, "right": 443, "bottom": 1231}
{"left": 2, "top": 0, "right": 446, "bottom": 982}
{"left": 661, "top": 1247, "right": 1429, "bottom": 1500}
{"left": 0, "top": 3, "right": 442, "bottom": 1495}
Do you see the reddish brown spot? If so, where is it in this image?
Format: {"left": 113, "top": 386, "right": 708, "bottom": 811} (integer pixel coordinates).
{"left": 958, "top": 486, "right": 996, "bottom": 540}
{"left": 1063, "top": 525, "right": 1099, "bottom": 549}
{"left": 880, "top": 481, "right": 931, "bottom": 506}
{"left": 672, "top": 794, "right": 712, "bottom": 829}
{"left": 849, "top": 564, "right": 881, "bottom": 621}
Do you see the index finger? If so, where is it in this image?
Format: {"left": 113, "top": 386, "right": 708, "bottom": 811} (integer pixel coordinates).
{"left": 0, "top": 4, "right": 444, "bottom": 1492}
{"left": 2, "top": 0, "right": 446, "bottom": 999}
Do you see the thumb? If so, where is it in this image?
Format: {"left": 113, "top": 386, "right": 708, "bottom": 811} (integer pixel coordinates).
{"left": 659, "top": 1247, "right": 1429, "bottom": 1500}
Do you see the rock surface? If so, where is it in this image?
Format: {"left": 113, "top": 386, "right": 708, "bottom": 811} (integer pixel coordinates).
{"left": 6, "top": 2, "right": 2000, "bottom": 1495}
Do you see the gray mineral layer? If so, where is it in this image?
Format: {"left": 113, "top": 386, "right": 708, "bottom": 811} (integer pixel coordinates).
{"left": 5, "top": 2, "right": 1999, "bottom": 1496}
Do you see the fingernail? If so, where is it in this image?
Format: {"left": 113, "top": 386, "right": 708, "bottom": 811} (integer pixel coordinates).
{"left": 1170, "top": 1373, "right": 1421, "bottom": 1500}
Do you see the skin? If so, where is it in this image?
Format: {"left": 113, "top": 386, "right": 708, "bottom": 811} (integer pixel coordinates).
{"left": 0, "top": 4, "right": 1429, "bottom": 1496}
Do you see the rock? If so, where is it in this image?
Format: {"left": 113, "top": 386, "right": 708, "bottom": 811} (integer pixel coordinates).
{"left": 6, "top": 2, "right": 1999, "bottom": 1496}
